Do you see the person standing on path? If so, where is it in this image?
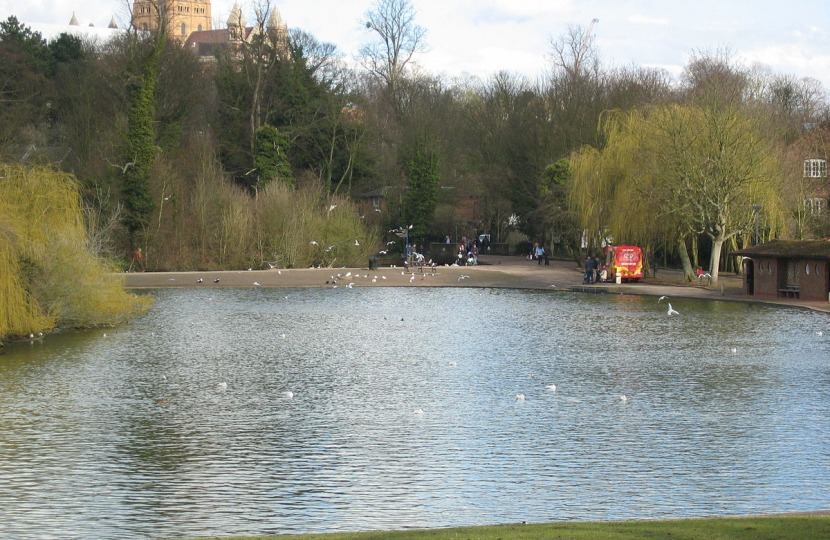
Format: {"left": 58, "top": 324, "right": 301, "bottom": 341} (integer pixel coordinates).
{"left": 535, "top": 244, "right": 546, "bottom": 265}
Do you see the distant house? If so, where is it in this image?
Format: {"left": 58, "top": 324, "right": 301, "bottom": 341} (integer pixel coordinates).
{"left": 734, "top": 240, "right": 830, "bottom": 301}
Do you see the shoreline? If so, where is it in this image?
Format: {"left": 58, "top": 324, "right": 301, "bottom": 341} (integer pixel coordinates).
{"left": 123, "top": 254, "right": 830, "bottom": 314}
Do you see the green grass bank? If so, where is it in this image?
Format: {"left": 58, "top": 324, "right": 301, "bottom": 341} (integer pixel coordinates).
{"left": 170, "top": 515, "right": 830, "bottom": 540}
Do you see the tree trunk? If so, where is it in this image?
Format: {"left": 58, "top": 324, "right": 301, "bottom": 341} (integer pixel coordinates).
{"left": 678, "top": 237, "right": 695, "bottom": 281}
{"left": 709, "top": 236, "right": 724, "bottom": 286}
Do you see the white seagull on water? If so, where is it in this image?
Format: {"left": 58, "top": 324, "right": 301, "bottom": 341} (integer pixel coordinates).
{"left": 667, "top": 303, "right": 679, "bottom": 316}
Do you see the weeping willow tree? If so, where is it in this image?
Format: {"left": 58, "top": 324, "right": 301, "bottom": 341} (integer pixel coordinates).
{"left": 571, "top": 104, "right": 784, "bottom": 285}
{"left": 0, "top": 164, "right": 153, "bottom": 342}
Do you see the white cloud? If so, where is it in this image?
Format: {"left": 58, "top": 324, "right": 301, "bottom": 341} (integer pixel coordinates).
{"left": 741, "top": 44, "right": 830, "bottom": 82}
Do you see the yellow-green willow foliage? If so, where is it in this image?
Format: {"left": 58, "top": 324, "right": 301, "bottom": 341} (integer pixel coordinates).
{"left": 0, "top": 164, "right": 152, "bottom": 341}
{"left": 571, "top": 104, "right": 785, "bottom": 284}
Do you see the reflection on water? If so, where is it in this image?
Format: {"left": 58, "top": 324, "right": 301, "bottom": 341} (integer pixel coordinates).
{"left": 1, "top": 288, "right": 829, "bottom": 540}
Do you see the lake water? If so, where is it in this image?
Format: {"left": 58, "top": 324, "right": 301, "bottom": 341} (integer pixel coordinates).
{"left": 1, "top": 287, "right": 828, "bottom": 540}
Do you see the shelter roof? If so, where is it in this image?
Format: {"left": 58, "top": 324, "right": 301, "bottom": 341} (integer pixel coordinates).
{"left": 734, "top": 240, "right": 830, "bottom": 259}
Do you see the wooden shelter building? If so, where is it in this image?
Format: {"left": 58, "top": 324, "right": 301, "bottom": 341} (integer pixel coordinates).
{"left": 734, "top": 240, "right": 830, "bottom": 301}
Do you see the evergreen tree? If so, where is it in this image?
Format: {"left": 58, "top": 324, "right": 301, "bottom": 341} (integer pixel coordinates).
{"left": 254, "top": 124, "right": 294, "bottom": 189}
{"left": 403, "top": 143, "right": 440, "bottom": 238}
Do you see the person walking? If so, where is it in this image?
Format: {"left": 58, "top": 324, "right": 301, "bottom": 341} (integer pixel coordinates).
{"left": 535, "top": 244, "right": 546, "bottom": 265}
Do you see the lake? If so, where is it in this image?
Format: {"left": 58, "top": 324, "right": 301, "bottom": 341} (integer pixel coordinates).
{"left": 0, "top": 287, "right": 828, "bottom": 540}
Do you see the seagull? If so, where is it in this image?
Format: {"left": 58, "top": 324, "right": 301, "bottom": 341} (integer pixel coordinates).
{"left": 387, "top": 241, "right": 396, "bottom": 245}
{"left": 414, "top": 409, "right": 424, "bottom": 415}
{"left": 620, "top": 395, "right": 628, "bottom": 402}
{"left": 658, "top": 295, "right": 668, "bottom": 303}
{"left": 277, "top": 270, "right": 282, "bottom": 274}
{"left": 309, "top": 241, "right": 318, "bottom": 246}
{"left": 347, "top": 283, "right": 355, "bottom": 288}
{"left": 328, "top": 204, "right": 337, "bottom": 212}
{"left": 196, "top": 278, "right": 203, "bottom": 283}
{"left": 545, "top": 384, "right": 557, "bottom": 392}
{"left": 730, "top": 347, "right": 738, "bottom": 355}
{"left": 667, "top": 303, "right": 679, "bottom": 316}
{"left": 448, "top": 361, "right": 457, "bottom": 366}
{"left": 355, "top": 239, "right": 360, "bottom": 246}
{"left": 218, "top": 382, "right": 228, "bottom": 390}
{"left": 213, "top": 279, "right": 220, "bottom": 283}
{"left": 548, "top": 284, "right": 557, "bottom": 288}
{"left": 458, "top": 275, "right": 470, "bottom": 281}
{"left": 253, "top": 282, "right": 261, "bottom": 287}
{"left": 374, "top": 208, "right": 381, "bottom": 212}
{"left": 379, "top": 250, "right": 387, "bottom": 255}
{"left": 817, "top": 331, "right": 824, "bottom": 337}
{"left": 516, "top": 394, "right": 526, "bottom": 401}
{"left": 282, "top": 391, "right": 294, "bottom": 398}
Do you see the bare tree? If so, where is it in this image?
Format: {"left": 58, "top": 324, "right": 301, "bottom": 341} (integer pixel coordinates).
{"left": 358, "top": 0, "right": 427, "bottom": 113}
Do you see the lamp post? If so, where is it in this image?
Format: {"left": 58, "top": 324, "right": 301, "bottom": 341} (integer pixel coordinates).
{"left": 753, "top": 205, "right": 761, "bottom": 246}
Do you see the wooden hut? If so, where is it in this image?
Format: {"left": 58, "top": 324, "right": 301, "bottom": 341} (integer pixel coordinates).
{"left": 734, "top": 240, "right": 830, "bottom": 301}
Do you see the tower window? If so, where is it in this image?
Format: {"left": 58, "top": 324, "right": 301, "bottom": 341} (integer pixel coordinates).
{"left": 804, "top": 159, "right": 827, "bottom": 178}
{"left": 181, "top": 23, "right": 187, "bottom": 35}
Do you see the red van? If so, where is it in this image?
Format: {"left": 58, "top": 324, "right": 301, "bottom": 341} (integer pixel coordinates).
{"left": 601, "top": 245, "right": 644, "bottom": 282}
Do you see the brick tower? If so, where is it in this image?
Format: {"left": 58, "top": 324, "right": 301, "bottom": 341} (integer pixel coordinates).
{"left": 133, "top": 0, "right": 212, "bottom": 39}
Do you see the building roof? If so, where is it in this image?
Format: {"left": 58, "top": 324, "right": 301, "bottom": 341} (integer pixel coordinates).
{"left": 734, "top": 240, "right": 830, "bottom": 259}
{"left": 25, "top": 21, "right": 124, "bottom": 43}
{"left": 185, "top": 29, "right": 232, "bottom": 45}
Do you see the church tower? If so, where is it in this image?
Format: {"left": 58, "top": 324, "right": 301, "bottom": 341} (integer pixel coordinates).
{"left": 132, "top": 0, "right": 212, "bottom": 38}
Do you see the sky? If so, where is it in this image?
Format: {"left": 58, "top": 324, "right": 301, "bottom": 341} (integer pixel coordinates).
{"left": 3, "top": 0, "right": 830, "bottom": 90}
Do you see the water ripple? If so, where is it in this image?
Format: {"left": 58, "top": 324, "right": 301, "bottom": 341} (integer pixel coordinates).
{"left": 0, "top": 288, "right": 828, "bottom": 539}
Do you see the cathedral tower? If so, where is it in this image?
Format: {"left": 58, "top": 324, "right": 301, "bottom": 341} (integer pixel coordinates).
{"left": 133, "top": 0, "right": 212, "bottom": 38}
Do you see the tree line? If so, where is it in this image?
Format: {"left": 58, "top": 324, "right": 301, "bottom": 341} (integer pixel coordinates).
{"left": 1, "top": 0, "right": 828, "bottom": 280}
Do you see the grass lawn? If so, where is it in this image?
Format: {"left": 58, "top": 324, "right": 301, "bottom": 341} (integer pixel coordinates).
{"left": 174, "top": 515, "right": 830, "bottom": 540}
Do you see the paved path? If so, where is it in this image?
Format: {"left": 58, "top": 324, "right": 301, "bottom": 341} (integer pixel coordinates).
{"left": 124, "top": 255, "right": 830, "bottom": 314}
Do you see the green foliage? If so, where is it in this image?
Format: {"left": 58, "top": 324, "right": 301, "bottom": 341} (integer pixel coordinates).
{"left": 254, "top": 125, "right": 294, "bottom": 188}
{"left": 0, "top": 16, "right": 50, "bottom": 69}
{"left": 122, "top": 33, "right": 165, "bottom": 245}
{"left": 0, "top": 164, "right": 152, "bottom": 341}
{"left": 403, "top": 143, "right": 440, "bottom": 238}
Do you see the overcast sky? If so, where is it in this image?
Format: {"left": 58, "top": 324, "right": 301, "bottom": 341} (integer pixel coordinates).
{"left": 4, "top": 0, "right": 829, "bottom": 90}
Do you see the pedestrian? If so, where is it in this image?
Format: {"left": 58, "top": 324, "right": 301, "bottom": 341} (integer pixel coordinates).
{"left": 594, "top": 257, "right": 602, "bottom": 283}
{"left": 445, "top": 235, "right": 451, "bottom": 244}
{"left": 585, "top": 256, "right": 596, "bottom": 283}
{"left": 535, "top": 244, "right": 546, "bottom": 265}
{"left": 132, "top": 247, "right": 143, "bottom": 272}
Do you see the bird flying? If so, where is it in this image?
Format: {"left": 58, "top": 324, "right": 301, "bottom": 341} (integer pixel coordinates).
{"left": 658, "top": 295, "right": 668, "bottom": 303}
{"left": 667, "top": 303, "right": 679, "bottom": 316}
